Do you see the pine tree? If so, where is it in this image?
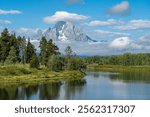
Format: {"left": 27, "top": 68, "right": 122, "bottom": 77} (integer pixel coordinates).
{"left": 47, "top": 39, "right": 60, "bottom": 57}
{"left": 10, "top": 33, "right": 20, "bottom": 61}
{"left": 39, "top": 38, "right": 60, "bottom": 66}
{"left": 0, "top": 28, "right": 11, "bottom": 62}
{"left": 39, "top": 37, "right": 47, "bottom": 65}
{"left": 4, "top": 46, "right": 18, "bottom": 64}
{"left": 26, "top": 39, "right": 36, "bottom": 63}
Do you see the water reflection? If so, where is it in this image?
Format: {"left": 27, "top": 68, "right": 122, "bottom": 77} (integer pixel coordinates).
{"left": 109, "top": 72, "right": 150, "bottom": 83}
{"left": 0, "top": 87, "right": 18, "bottom": 100}
{"left": 0, "top": 79, "right": 86, "bottom": 100}
{"left": 61, "top": 79, "right": 86, "bottom": 100}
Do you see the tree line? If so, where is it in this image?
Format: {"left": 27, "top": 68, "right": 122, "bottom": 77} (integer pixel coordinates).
{"left": 0, "top": 28, "right": 86, "bottom": 71}
{"left": 85, "top": 53, "right": 150, "bottom": 66}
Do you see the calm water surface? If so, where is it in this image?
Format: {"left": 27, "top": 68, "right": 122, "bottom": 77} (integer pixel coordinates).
{"left": 0, "top": 71, "right": 150, "bottom": 100}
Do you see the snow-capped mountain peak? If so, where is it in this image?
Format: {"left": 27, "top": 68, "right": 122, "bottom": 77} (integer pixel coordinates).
{"left": 44, "top": 21, "right": 96, "bottom": 42}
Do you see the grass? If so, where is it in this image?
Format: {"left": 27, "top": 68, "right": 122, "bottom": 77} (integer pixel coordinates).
{"left": 87, "top": 64, "right": 150, "bottom": 73}
{"left": 0, "top": 64, "right": 85, "bottom": 87}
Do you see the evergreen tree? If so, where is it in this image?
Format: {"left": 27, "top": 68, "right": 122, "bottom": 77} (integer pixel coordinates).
{"left": 39, "top": 37, "right": 47, "bottom": 65}
{"left": 47, "top": 39, "right": 60, "bottom": 57}
{"left": 0, "top": 28, "right": 11, "bottom": 62}
{"left": 39, "top": 38, "right": 60, "bottom": 66}
{"left": 4, "top": 46, "right": 18, "bottom": 64}
{"left": 26, "top": 39, "right": 36, "bottom": 63}
{"left": 10, "top": 33, "right": 20, "bottom": 61}
{"left": 30, "top": 55, "right": 40, "bottom": 69}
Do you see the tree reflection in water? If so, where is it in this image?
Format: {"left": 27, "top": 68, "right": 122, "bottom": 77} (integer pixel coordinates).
{"left": 63, "top": 79, "right": 86, "bottom": 100}
{"left": 0, "top": 80, "right": 87, "bottom": 100}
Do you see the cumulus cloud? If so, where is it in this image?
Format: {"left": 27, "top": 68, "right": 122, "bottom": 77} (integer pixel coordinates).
{"left": 0, "top": 9, "right": 21, "bottom": 15}
{"left": 67, "top": 0, "right": 83, "bottom": 4}
{"left": 109, "top": 37, "right": 141, "bottom": 50}
{"left": 114, "top": 20, "right": 150, "bottom": 30}
{"left": 0, "top": 20, "right": 11, "bottom": 24}
{"left": 94, "top": 30, "right": 130, "bottom": 37}
{"left": 86, "top": 19, "right": 124, "bottom": 26}
{"left": 107, "top": 1, "right": 130, "bottom": 15}
{"left": 139, "top": 35, "right": 150, "bottom": 50}
{"left": 140, "top": 35, "right": 150, "bottom": 43}
{"left": 109, "top": 37, "right": 131, "bottom": 49}
{"left": 43, "top": 11, "right": 88, "bottom": 24}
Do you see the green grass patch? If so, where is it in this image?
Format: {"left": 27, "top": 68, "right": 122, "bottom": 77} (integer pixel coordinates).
{"left": 87, "top": 64, "right": 150, "bottom": 73}
{"left": 0, "top": 64, "right": 85, "bottom": 87}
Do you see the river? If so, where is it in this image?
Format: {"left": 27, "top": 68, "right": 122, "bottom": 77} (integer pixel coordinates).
{"left": 0, "top": 71, "right": 150, "bottom": 100}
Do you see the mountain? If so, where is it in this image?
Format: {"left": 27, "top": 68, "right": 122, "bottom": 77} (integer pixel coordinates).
{"left": 43, "top": 21, "right": 96, "bottom": 42}
{"left": 8, "top": 21, "right": 96, "bottom": 42}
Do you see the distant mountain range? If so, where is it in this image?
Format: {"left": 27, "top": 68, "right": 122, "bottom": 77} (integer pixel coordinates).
{"left": 10, "top": 21, "right": 97, "bottom": 42}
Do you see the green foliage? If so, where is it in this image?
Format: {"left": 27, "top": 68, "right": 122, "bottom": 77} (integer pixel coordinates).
{"left": 47, "top": 54, "right": 63, "bottom": 71}
{"left": 46, "top": 39, "right": 60, "bottom": 56}
{"left": 39, "top": 38, "right": 60, "bottom": 66}
{"left": 0, "top": 28, "right": 22, "bottom": 64}
{"left": 26, "top": 39, "right": 36, "bottom": 63}
{"left": 0, "top": 64, "right": 31, "bottom": 76}
{"left": 0, "top": 28, "right": 11, "bottom": 62}
{"left": 30, "top": 55, "right": 40, "bottom": 69}
{"left": 10, "top": 33, "right": 20, "bottom": 61}
{"left": 4, "top": 46, "right": 18, "bottom": 65}
{"left": 39, "top": 37, "right": 47, "bottom": 65}
{"left": 85, "top": 53, "right": 150, "bottom": 66}
{"left": 67, "top": 57, "right": 86, "bottom": 71}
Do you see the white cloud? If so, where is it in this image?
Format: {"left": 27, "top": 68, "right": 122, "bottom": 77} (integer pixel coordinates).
{"left": 94, "top": 30, "right": 129, "bottom": 37}
{"left": 0, "top": 9, "right": 21, "bottom": 15}
{"left": 85, "top": 19, "right": 124, "bottom": 26}
{"left": 139, "top": 35, "right": 150, "bottom": 50}
{"left": 107, "top": 1, "right": 130, "bottom": 15}
{"left": 140, "top": 35, "right": 150, "bottom": 43}
{"left": 43, "top": 11, "right": 88, "bottom": 24}
{"left": 0, "top": 20, "right": 11, "bottom": 24}
{"left": 109, "top": 37, "right": 141, "bottom": 50}
{"left": 114, "top": 20, "right": 150, "bottom": 30}
{"left": 17, "top": 28, "right": 40, "bottom": 34}
{"left": 109, "top": 37, "right": 131, "bottom": 49}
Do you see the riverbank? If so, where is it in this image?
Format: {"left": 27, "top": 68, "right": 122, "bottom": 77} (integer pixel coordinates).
{"left": 87, "top": 64, "right": 150, "bottom": 73}
{"left": 0, "top": 64, "right": 85, "bottom": 87}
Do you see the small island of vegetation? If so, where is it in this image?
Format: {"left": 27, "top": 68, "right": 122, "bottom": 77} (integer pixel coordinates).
{"left": 0, "top": 28, "right": 86, "bottom": 87}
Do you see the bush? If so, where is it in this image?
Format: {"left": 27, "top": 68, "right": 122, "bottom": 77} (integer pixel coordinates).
{"left": 67, "top": 57, "right": 86, "bottom": 71}
{"left": 30, "top": 55, "right": 40, "bottom": 69}
{"left": 47, "top": 54, "right": 64, "bottom": 72}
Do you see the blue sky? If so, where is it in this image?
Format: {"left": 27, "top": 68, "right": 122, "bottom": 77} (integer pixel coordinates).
{"left": 0, "top": 0, "right": 150, "bottom": 55}
{"left": 0, "top": 0, "right": 150, "bottom": 28}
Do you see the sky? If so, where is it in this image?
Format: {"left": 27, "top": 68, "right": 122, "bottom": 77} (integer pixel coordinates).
{"left": 0, "top": 0, "right": 150, "bottom": 55}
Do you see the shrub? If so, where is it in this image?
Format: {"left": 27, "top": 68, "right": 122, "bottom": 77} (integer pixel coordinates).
{"left": 47, "top": 55, "right": 63, "bottom": 72}
{"left": 30, "top": 55, "right": 40, "bottom": 69}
